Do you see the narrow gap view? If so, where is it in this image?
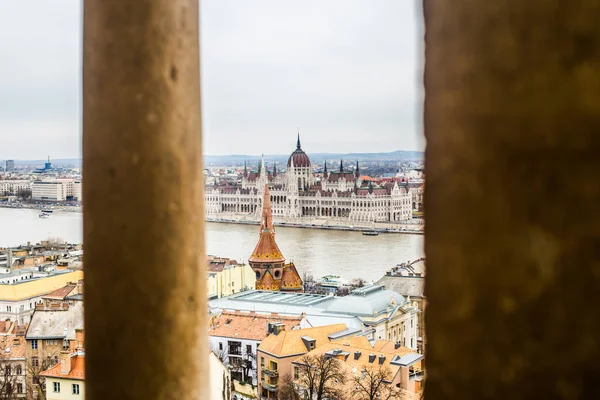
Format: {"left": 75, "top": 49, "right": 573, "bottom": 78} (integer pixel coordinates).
{"left": 0, "top": 1, "right": 424, "bottom": 399}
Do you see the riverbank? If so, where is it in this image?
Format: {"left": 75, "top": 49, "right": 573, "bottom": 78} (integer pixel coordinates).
{"left": 206, "top": 213, "right": 424, "bottom": 235}
{"left": 0, "top": 203, "right": 423, "bottom": 234}
{"left": 0, "top": 203, "right": 82, "bottom": 213}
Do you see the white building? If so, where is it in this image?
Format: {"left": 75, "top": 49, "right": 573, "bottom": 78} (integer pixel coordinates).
{"left": 0, "top": 180, "right": 30, "bottom": 195}
{"left": 205, "top": 136, "right": 413, "bottom": 223}
{"left": 32, "top": 179, "right": 81, "bottom": 202}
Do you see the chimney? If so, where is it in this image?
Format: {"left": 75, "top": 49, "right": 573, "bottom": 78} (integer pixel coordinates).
{"left": 60, "top": 351, "right": 71, "bottom": 375}
{"left": 354, "top": 351, "right": 361, "bottom": 360}
{"left": 378, "top": 355, "right": 386, "bottom": 365}
{"left": 394, "top": 342, "right": 401, "bottom": 349}
{"left": 368, "top": 354, "right": 376, "bottom": 363}
{"left": 75, "top": 329, "right": 84, "bottom": 351}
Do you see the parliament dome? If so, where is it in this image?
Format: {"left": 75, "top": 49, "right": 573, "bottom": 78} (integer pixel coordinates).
{"left": 287, "top": 134, "right": 311, "bottom": 168}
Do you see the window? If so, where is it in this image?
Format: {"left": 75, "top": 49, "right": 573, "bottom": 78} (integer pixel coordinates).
{"left": 246, "top": 344, "right": 252, "bottom": 354}
{"left": 270, "top": 361, "right": 278, "bottom": 371}
{"left": 294, "top": 366, "right": 299, "bottom": 380}
{"left": 72, "top": 384, "right": 80, "bottom": 395}
{"left": 32, "top": 357, "right": 39, "bottom": 367}
{"left": 228, "top": 341, "right": 241, "bottom": 355}
{"left": 260, "top": 357, "right": 264, "bottom": 367}
{"left": 5, "top": 365, "right": 10, "bottom": 375}
{"left": 411, "top": 319, "right": 413, "bottom": 328}
{"left": 16, "top": 383, "right": 22, "bottom": 393}
{"left": 411, "top": 338, "right": 414, "bottom": 348}
{"left": 218, "top": 342, "right": 223, "bottom": 351}
{"left": 6, "top": 306, "right": 10, "bottom": 312}
{"left": 53, "top": 382, "right": 60, "bottom": 393}
{"left": 15, "top": 365, "right": 21, "bottom": 375}
{"left": 31, "top": 339, "right": 38, "bottom": 350}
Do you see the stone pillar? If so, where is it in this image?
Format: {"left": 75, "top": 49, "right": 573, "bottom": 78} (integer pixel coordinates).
{"left": 424, "top": 0, "right": 600, "bottom": 398}
{"left": 82, "top": 1, "right": 206, "bottom": 399}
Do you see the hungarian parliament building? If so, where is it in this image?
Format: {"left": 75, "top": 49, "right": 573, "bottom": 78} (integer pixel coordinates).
{"left": 205, "top": 136, "right": 423, "bottom": 223}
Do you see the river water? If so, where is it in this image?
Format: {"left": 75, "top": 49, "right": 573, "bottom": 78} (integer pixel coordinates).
{"left": 0, "top": 208, "right": 423, "bottom": 282}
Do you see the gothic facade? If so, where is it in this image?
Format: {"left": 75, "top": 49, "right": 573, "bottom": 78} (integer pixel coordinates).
{"left": 205, "top": 136, "right": 414, "bottom": 223}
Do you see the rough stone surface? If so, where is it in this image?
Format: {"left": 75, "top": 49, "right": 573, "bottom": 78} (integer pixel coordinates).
{"left": 424, "top": 1, "right": 600, "bottom": 399}
{"left": 82, "top": 1, "right": 206, "bottom": 399}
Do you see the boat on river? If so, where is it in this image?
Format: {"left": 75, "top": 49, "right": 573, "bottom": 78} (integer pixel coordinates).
{"left": 38, "top": 212, "right": 49, "bottom": 218}
{"left": 362, "top": 230, "right": 379, "bottom": 236}
{"left": 318, "top": 275, "right": 346, "bottom": 289}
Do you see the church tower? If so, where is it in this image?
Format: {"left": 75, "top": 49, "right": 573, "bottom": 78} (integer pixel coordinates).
{"left": 249, "top": 185, "right": 303, "bottom": 292}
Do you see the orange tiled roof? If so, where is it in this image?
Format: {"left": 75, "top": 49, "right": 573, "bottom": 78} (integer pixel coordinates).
{"left": 44, "top": 284, "right": 77, "bottom": 300}
{"left": 250, "top": 185, "right": 285, "bottom": 264}
{"left": 249, "top": 232, "right": 285, "bottom": 263}
{"left": 256, "top": 270, "right": 281, "bottom": 291}
{"left": 0, "top": 335, "right": 26, "bottom": 359}
{"left": 258, "top": 324, "right": 347, "bottom": 357}
{"left": 209, "top": 311, "right": 301, "bottom": 341}
{"left": 294, "top": 340, "right": 420, "bottom": 381}
{"left": 40, "top": 354, "right": 85, "bottom": 380}
{"left": 280, "top": 263, "right": 303, "bottom": 291}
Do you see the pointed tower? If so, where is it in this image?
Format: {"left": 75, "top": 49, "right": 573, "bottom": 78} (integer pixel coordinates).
{"left": 355, "top": 160, "right": 360, "bottom": 178}
{"left": 273, "top": 163, "right": 277, "bottom": 178}
{"left": 243, "top": 161, "right": 248, "bottom": 177}
{"left": 249, "top": 184, "right": 303, "bottom": 292}
{"left": 297, "top": 131, "right": 301, "bottom": 150}
{"left": 339, "top": 159, "right": 344, "bottom": 174}
{"left": 323, "top": 161, "right": 328, "bottom": 178}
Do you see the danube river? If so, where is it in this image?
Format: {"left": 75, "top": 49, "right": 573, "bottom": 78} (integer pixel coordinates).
{"left": 0, "top": 208, "right": 423, "bottom": 282}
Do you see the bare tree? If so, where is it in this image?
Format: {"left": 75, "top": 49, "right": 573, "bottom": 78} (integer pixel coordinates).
{"left": 302, "top": 272, "right": 314, "bottom": 284}
{"left": 349, "top": 365, "right": 408, "bottom": 400}
{"left": 230, "top": 347, "right": 255, "bottom": 385}
{"left": 278, "top": 373, "right": 299, "bottom": 400}
{"left": 0, "top": 361, "right": 21, "bottom": 399}
{"left": 295, "top": 354, "right": 345, "bottom": 400}
{"left": 25, "top": 349, "right": 60, "bottom": 400}
{"left": 15, "top": 189, "right": 31, "bottom": 201}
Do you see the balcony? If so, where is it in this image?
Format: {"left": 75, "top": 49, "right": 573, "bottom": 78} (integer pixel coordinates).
{"left": 262, "top": 368, "right": 279, "bottom": 378}
{"left": 409, "top": 370, "right": 424, "bottom": 379}
{"left": 262, "top": 383, "right": 278, "bottom": 392}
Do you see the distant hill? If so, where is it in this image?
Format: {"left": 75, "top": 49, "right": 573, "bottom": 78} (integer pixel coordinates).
{"left": 205, "top": 150, "right": 423, "bottom": 166}
{"left": 13, "top": 159, "right": 82, "bottom": 167}
{"left": 11, "top": 150, "right": 423, "bottom": 167}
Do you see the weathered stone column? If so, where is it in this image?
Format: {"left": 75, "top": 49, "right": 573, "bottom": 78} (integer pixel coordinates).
{"left": 82, "top": 1, "right": 206, "bottom": 399}
{"left": 424, "top": 1, "right": 600, "bottom": 398}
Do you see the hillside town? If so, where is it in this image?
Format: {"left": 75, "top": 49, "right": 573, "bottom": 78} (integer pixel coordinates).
{"left": 0, "top": 184, "right": 425, "bottom": 399}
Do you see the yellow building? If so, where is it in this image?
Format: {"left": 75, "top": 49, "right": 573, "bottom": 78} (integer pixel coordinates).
{"left": 40, "top": 352, "right": 85, "bottom": 400}
{"left": 0, "top": 269, "right": 84, "bottom": 324}
{"left": 207, "top": 256, "right": 255, "bottom": 299}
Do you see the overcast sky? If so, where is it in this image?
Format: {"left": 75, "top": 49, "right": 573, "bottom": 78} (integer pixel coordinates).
{"left": 0, "top": 0, "right": 422, "bottom": 160}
